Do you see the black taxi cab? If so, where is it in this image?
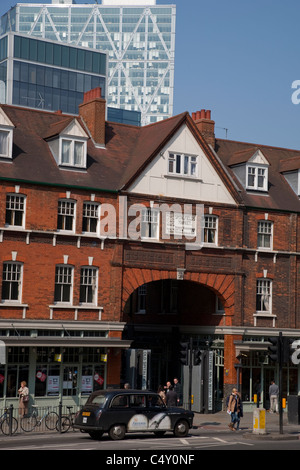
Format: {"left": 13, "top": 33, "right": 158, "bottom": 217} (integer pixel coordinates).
{"left": 74, "top": 389, "right": 194, "bottom": 440}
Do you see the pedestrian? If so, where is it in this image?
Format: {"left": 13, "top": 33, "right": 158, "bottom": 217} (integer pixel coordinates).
{"left": 158, "top": 385, "right": 166, "bottom": 404}
{"left": 124, "top": 382, "right": 131, "bottom": 389}
{"left": 227, "top": 388, "right": 243, "bottom": 431}
{"left": 165, "top": 386, "right": 178, "bottom": 407}
{"left": 269, "top": 380, "right": 279, "bottom": 413}
{"left": 173, "top": 377, "right": 182, "bottom": 406}
{"left": 18, "top": 380, "right": 29, "bottom": 417}
{"left": 164, "top": 380, "right": 172, "bottom": 393}
{"left": 253, "top": 379, "right": 261, "bottom": 407}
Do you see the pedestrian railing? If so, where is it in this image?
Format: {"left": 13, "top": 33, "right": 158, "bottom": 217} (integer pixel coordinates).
{"left": 0, "top": 403, "right": 80, "bottom": 436}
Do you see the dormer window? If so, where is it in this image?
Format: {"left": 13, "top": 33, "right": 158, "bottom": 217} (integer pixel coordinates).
{"left": 60, "top": 137, "right": 86, "bottom": 168}
{"left": 0, "top": 130, "right": 10, "bottom": 157}
{"left": 46, "top": 118, "right": 88, "bottom": 170}
{"left": 0, "top": 109, "right": 15, "bottom": 160}
{"left": 246, "top": 165, "right": 268, "bottom": 191}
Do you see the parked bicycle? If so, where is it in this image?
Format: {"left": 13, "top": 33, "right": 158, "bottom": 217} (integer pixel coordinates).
{"left": 20, "top": 405, "right": 59, "bottom": 432}
{"left": 0, "top": 408, "right": 18, "bottom": 435}
{"left": 56, "top": 406, "right": 79, "bottom": 433}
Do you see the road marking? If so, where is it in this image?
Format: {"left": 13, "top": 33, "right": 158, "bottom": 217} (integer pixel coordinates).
{"left": 180, "top": 439, "right": 189, "bottom": 445}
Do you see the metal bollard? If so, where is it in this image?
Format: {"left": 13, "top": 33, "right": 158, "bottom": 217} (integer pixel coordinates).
{"left": 58, "top": 401, "right": 62, "bottom": 433}
{"left": 9, "top": 404, "right": 13, "bottom": 436}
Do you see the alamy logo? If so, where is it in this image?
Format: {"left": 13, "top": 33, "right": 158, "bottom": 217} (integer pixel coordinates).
{"left": 100, "top": 197, "right": 205, "bottom": 251}
{"left": 291, "top": 340, "right": 300, "bottom": 365}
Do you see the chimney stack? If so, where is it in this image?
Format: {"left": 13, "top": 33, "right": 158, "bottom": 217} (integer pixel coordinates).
{"left": 79, "top": 87, "right": 106, "bottom": 147}
{"left": 192, "top": 109, "right": 215, "bottom": 148}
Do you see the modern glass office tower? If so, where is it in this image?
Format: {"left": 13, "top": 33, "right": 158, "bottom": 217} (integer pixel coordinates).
{"left": 0, "top": 32, "right": 107, "bottom": 115}
{"left": 0, "top": 0, "right": 176, "bottom": 126}
{"left": 0, "top": 32, "right": 141, "bottom": 125}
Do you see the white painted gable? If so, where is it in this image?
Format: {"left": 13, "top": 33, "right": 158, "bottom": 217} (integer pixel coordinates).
{"left": 61, "top": 119, "right": 88, "bottom": 139}
{"left": 0, "top": 108, "right": 14, "bottom": 129}
{"left": 248, "top": 149, "right": 269, "bottom": 166}
{"left": 128, "top": 123, "right": 236, "bottom": 205}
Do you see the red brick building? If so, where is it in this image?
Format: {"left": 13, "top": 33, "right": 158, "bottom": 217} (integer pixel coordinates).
{"left": 0, "top": 88, "right": 299, "bottom": 412}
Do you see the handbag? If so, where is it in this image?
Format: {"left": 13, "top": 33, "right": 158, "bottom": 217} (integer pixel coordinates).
{"left": 22, "top": 395, "right": 29, "bottom": 402}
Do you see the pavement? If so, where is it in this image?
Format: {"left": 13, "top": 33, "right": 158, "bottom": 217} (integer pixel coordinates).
{"left": 192, "top": 409, "right": 300, "bottom": 440}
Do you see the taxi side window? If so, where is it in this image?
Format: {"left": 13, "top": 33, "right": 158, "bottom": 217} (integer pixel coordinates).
{"left": 111, "top": 395, "right": 129, "bottom": 408}
{"left": 130, "top": 394, "right": 145, "bottom": 408}
{"left": 148, "top": 394, "right": 165, "bottom": 408}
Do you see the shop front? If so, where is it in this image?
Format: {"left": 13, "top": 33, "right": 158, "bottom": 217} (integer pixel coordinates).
{"left": 0, "top": 320, "right": 131, "bottom": 410}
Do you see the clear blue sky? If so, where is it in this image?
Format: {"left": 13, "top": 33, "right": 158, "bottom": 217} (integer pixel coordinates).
{"left": 1, "top": 0, "right": 300, "bottom": 149}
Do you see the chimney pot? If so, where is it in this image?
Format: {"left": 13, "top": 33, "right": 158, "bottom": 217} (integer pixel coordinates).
{"left": 191, "top": 108, "right": 215, "bottom": 148}
{"left": 79, "top": 87, "right": 106, "bottom": 147}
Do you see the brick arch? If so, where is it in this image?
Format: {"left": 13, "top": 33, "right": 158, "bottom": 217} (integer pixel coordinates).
{"left": 122, "top": 268, "right": 235, "bottom": 323}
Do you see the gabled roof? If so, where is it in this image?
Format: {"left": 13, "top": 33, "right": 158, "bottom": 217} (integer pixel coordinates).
{"left": 0, "top": 105, "right": 242, "bottom": 204}
{"left": 0, "top": 103, "right": 300, "bottom": 213}
{"left": 216, "top": 138, "right": 300, "bottom": 212}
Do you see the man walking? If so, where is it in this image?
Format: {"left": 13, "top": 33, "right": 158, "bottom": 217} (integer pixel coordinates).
{"left": 269, "top": 380, "right": 279, "bottom": 413}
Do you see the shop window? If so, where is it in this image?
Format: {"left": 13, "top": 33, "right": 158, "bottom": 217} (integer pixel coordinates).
{"left": 63, "top": 366, "right": 78, "bottom": 396}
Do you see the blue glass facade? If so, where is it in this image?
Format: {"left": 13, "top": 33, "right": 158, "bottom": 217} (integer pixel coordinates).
{"left": 0, "top": 33, "right": 107, "bottom": 115}
{"left": 0, "top": 2, "right": 175, "bottom": 125}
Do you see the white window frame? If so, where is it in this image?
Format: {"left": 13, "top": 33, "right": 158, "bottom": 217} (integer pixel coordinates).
{"left": 82, "top": 202, "right": 100, "bottom": 234}
{"left": 168, "top": 153, "right": 198, "bottom": 178}
{"left": 57, "top": 199, "right": 76, "bottom": 233}
{"left": 246, "top": 164, "right": 268, "bottom": 191}
{"left": 79, "top": 267, "right": 98, "bottom": 305}
{"left": 0, "top": 128, "right": 13, "bottom": 159}
{"left": 256, "top": 279, "right": 272, "bottom": 314}
{"left": 5, "top": 194, "right": 26, "bottom": 228}
{"left": 54, "top": 265, "right": 74, "bottom": 305}
{"left": 141, "top": 208, "right": 159, "bottom": 240}
{"left": 1, "top": 262, "right": 23, "bottom": 303}
{"left": 257, "top": 220, "right": 273, "bottom": 250}
{"left": 59, "top": 137, "right": 87, "bottom": 169}
{"left": 204, "top": 215, "right": 218, "bottom": 245}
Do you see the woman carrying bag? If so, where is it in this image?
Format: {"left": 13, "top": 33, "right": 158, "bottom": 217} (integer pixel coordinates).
{"left": 18, "top": 380, "right": 29, "bottom": 417}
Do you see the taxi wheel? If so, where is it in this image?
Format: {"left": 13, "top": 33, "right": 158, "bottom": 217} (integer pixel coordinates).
{"left": 109, "top": 424, "right": 126, "bottom": 440}
{"left": 174, "top": 420, "right": 189, "bottom": 438}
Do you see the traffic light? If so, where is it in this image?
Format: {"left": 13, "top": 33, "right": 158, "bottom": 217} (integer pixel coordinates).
{"left": 194, "top": 349, "right": 201, "bottom": 365}
{"left": 180, "top": 342, "right": 189, "bottom": 365}
{"left": 282, "top": 337, "right": 294, "bottom": 364}
{"left": 268, "top": 337, "right": 279, "bottom": 362}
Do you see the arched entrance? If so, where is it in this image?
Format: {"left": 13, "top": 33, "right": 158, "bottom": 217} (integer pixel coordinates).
{"left": 121, "top": 268, "right": 237, "bottom": 411}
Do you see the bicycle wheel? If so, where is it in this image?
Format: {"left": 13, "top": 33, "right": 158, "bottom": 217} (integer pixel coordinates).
{"left": 1, "top": 417, "right": 18, "bottom": 435}
{"left": 20, "top": 415, "right": 37, "bottom": 432}
{"left": 56, "top": 415, "right": 71, "bottom": 433}
{"left": 45, "top": 411, "right": 59, "bottom": 430}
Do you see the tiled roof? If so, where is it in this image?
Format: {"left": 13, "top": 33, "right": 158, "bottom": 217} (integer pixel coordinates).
{"left": 0, "top": 104, "right": 300, "bottom": 212}
{"left": 216, "top": 139, "right": 300, "bottom": 212}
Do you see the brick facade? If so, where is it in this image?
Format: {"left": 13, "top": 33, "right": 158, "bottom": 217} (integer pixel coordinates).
{"left": 0, "top": 97, "right": 299, "bottom": 411}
